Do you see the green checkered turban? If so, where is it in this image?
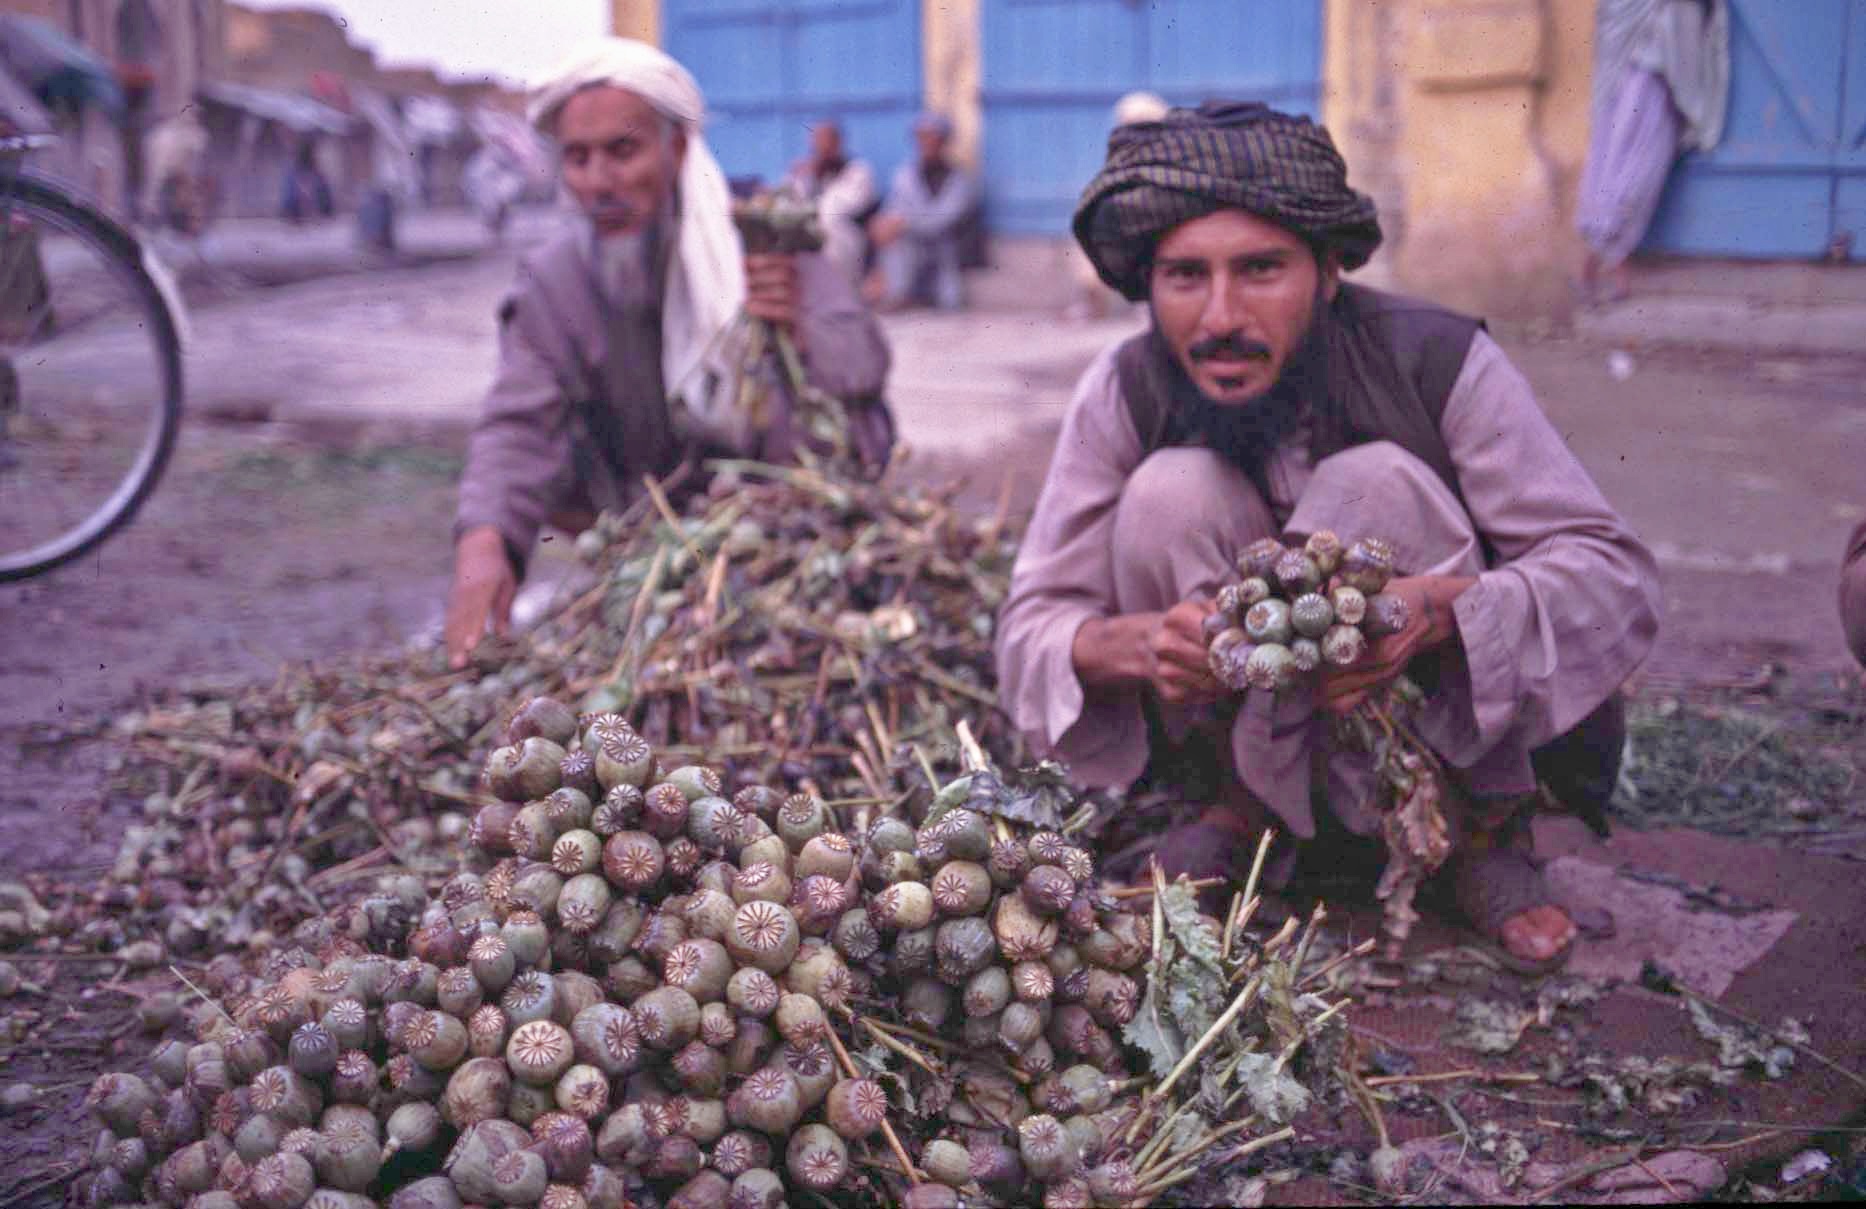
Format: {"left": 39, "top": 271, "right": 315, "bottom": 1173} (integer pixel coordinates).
{"left": 1073, "top": 101, "right": 1382, "bottom": 300}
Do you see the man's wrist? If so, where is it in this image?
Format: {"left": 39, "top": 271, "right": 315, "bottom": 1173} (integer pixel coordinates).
{"left": 457, "top": 524, "right": 523, "bottom": 579}
{"left": 1072, "top": 613, "right": 1156, "bottom": 689}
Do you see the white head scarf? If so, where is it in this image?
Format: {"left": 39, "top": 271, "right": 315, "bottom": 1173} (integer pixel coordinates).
{"left": 530, "top": 39, "right": 751, "bottom": 449}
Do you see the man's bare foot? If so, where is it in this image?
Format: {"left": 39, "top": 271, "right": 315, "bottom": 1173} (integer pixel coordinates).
{"left": 1499, "top": 903, "right": 1577, "bottom": 964}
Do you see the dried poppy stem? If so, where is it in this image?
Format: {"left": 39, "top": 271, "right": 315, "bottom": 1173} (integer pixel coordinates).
{"left": 1148, "top": 973, "right": 1268, "bottom": 1106}
{"left": 855, "top": 1016, "right": 942, "bottom": 1077}
{"left": 1238, "top": 828, "right": 1275, "bottom": 909}
{"left": 606, "top": 544, "right": 668, "bottom": 682}
{"left": 955, "top": 719, "right": 989, "bottom": 773}
{"left": 1203, "top": 1124, "right": 1296, "bottom": 1172}
{"left": 912, "top": 657, "right": 998, "bottom": 708}
{"left": 641, "top": 473, "right": 706, "bottom": 566}
{"left": 861, "top": 1017, "right": 961, "bottom": 1054}
{"left": 1299, "top": 937, "right": 1377, "bottom": 990}
{"left": 862, "top": 697, "right": 893, "bottom": 763}
{"left": 1132, "top": 1113, "right": 1263, "bottom": 1186}
{"left": 820, "top": 1019, "right": 921, "bottom": 1185}
{"left": 1290, "top": 903, "right": 1328, "bottom": 978}
{"left": 1106, "top": 877, "right": 1224, "bottom": 901}
{"left": 848, "top": 748, "right": 888, "bottom": 803}
{"left": 1362, "top": 1068, "right": 1538, "bottom": 1088}
{"left": 304, "top": 846, "right": 390, "bottom": 889}
{"left": 168, "top": 964, "right": 236, "bottom": 1029}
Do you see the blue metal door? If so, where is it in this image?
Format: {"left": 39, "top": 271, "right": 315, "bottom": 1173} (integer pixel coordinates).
{"left": 662, "top": 0, "right": 921, "bottom": 193}
{"left": 1646, "top": 0, "right": 1866, "bottom": 260}
{"left": 981, "top": 0, "right": 1323, "bottom": 235}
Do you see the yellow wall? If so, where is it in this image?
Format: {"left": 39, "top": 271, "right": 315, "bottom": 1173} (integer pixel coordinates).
{"left": 1325, "top": 0, "right": 1597, "bottom": 316}
{"left": 610, "top": 0, "right": 660, "bottom": 45}
{"left": 922, "top": 0, "right": 982, "bottom": 169}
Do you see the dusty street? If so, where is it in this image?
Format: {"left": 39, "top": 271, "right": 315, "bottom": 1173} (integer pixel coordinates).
{"left": 1, "top": 216, "right": 1864, "bottom": 1201}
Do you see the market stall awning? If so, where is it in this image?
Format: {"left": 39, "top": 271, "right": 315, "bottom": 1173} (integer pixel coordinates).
{"left": 0, "top": 15, "right": 123, "bottom": 121}
{"left": 199, "top": 81, "right": 352, "bottom": 136}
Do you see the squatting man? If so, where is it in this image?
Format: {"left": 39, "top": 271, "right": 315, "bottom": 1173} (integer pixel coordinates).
{"left": 445, "top": 40, "right": 893, "bottom": 669}
{"left": 995, "top": 102, "right": 1661, "bottom": 973}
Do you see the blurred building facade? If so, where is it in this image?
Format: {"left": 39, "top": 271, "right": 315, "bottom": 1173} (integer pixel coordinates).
{"left": 612, "top": 0, "right": 1865, "bottom": 317}
{"left": 0, "top": 0, "right": 226, "bottom": 214}
{"left": 220, "top": 4, "right": 519, "bottom": 216}
{"left": 0, "top": 0, "right": 534, "bottom": 220}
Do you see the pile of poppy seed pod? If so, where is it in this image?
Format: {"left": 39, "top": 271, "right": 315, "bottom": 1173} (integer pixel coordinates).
{"left": 63, "top": 464, "right": 1018, "bottom": 969}
{"left": 1200, "top": 532, "right": 1453, "bottom": 961}
{"left": 81, "top": 695, "right": 1269, "bottom": 1209}
{"left": 1201, "top": 531, "right": 1412, "bottom": 695}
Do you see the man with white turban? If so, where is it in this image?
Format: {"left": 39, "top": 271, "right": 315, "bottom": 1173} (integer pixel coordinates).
{"left": 446, "top": 39, "right": 892, "bottom": 668}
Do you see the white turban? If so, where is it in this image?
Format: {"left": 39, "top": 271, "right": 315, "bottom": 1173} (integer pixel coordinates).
{"left": 530, "top": 39, "right": 751, "bottom": 450}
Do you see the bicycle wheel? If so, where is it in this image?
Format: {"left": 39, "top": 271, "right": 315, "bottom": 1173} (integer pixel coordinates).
{"left": 0, "top": 171, "right": 183, "bottom": 581}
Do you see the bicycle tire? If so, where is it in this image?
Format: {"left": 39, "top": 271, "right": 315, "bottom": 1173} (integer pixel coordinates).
{"left": 0, "top": 172, "right": 184, "bottom": 581}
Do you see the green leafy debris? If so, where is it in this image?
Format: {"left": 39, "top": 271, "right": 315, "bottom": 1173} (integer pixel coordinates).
{"left": 1232, "top": 1050, "right": 1313, "bottom": 1125}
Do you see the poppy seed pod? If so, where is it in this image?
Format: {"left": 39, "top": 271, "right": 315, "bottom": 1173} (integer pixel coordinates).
{"left": 507, "top": 1020, "right": 575, "bottom": 1086}
{"left": 1237, "top": 537, "right": 1285, "bottom": 581}
{"left": 1338, "top": 536, "right": 1396, "bottom": 594}
{"left": 725, "top": 901, "right": 799, "bottom": 975}
{"left": 1329, "top": 583, "right": 1367, "bottom": 626}
{"left": 1321, "top": 623, "right": 1367, "bottom": 668}
{"left": 1362, "top": 591, "right": 1413, "bottom": 638}
{"left": 785, "top": 1123, "right": 849, "bottom": 1192}
{"left": 686, "top": 795, "right": 745, "bottom": 853}
{"left": 1018, "top": 1113, "right": 1079, "bottom": 1182}
{"left": 1303, "top": 528, "right": 1344, "bottom": 576}
{"left": 775, "top": 793, "right": 831, "bottom": 852}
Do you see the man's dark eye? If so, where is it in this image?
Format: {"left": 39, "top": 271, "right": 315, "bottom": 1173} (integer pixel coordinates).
{"left": 1162, "top": 262, "right": 1204, "bottom": 281}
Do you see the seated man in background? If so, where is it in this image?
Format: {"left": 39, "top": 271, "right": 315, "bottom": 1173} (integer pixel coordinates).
{"left": 868, "top": 112, "right": 977, "bottom": 311}
{"left": 446, "top": 39, "right": 892, "bottom": 669}
{"left": 995, "top": 101, "right": 1660, "bottom": 972}
{"left": 783, "top": 119, "right": 877, "bottom": 289}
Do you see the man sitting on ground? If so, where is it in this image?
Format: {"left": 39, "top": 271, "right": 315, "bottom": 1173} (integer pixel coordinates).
{"left": 995, "top": 102, "right": 1661, "bottom": 972}
{"left": 868, "top": 112, "right": 977, "bottom": 311}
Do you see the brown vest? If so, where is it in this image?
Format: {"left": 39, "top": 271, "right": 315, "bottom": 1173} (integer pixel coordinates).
{"left": 1118, "top": 284, "right": 1622, "bottom": 832}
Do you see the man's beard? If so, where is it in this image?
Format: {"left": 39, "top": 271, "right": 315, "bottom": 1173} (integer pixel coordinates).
{"left": 1162, "top": 287, "right": 1332, "bottom": 481}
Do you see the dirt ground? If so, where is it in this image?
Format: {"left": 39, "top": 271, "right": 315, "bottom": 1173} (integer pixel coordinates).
{"left": 3, "top": 246, "right": 1865, "bottom": 1204}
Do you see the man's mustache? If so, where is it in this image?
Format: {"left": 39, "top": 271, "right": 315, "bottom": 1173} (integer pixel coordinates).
{"left": 1189, "top": 332, "right": 1272, "bottom": 363}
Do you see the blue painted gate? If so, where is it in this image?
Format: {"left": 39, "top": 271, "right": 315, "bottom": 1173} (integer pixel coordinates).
{"left": 662, "top": 0, "right": 922, "bottom": 192}
{"left": 1646, "top": 0, "right": 1866, "bottom": 261}
{"left": 981, "top": 0, "right": 1324, "bottom": 235}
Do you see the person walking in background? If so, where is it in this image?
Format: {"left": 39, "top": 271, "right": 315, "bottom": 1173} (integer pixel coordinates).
{"left": 868, "top": 111, "right": 976, "bottom": 311}
{"left": 142, "top": 105, "right": 210, "bottom": 237}
{"left": 1576, "top": 0, "right": 1729, "bottom": 304}
{"left": 783, "top": 120, "right": 877, "bottom": 289}
{"left": 280, "top": 135, "right": 333, "bottom": 224}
